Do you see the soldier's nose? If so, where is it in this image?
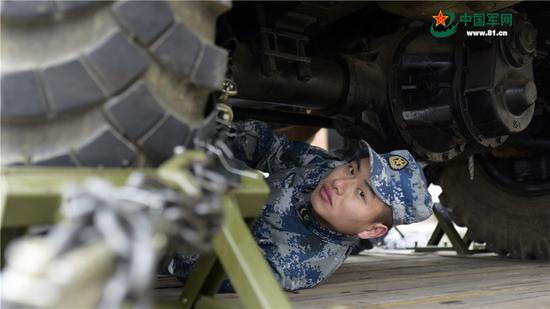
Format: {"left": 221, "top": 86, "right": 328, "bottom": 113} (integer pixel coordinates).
{"left": 332, "top": 179, "right": 342, "bottom": 195}
{"left": 332, "top": 178, "right": 351, "bottom": 195}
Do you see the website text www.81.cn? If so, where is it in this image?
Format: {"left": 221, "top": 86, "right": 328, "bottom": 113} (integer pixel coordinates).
{"left": 465, "top": 29, "right": 509, "bottom": 37}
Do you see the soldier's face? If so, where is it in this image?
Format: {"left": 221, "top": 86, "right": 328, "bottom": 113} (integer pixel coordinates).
{"left": 311, "top": 157, "right": 388, "bottom": 237}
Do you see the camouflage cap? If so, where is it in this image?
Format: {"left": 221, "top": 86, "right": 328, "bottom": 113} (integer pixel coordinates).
{"left": 359, "top": 141, "right": 433, "bottom": 226}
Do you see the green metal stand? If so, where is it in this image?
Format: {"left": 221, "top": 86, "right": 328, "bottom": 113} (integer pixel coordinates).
{"left": 179, "top": 179, "right": 291, "bottom": 309}
{"left": 1, "top": 167, "right": 135, "bottom": 228}
{"left": 1, "top": 153, "right": 291, "bottom": 308}
{"left": 414, "top": 207, "right": 486, "bottom": 256}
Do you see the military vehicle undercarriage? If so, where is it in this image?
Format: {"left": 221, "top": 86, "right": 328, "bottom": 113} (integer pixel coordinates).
{"left": 218, "top": 1, "right": 550, "bottom": 260}
{"left": 1, "top": 0, "right": 548, "bottom": 270}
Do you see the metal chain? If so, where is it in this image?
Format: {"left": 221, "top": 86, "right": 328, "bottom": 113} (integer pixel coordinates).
{"left": 218, "top": 79, "right": 238, "bottom": 103}
{"left": 1, "top": 104, "right": 251, "bottom": 308}
{"left": 1, "top": 162, "right": 228, "bottom": 309}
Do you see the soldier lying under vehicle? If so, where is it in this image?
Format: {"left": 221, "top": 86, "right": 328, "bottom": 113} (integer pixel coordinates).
{"left": 166, "top": 120, "right": 433, "bottom": 292}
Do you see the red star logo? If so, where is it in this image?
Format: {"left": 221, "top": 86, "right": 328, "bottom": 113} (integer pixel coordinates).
{"left": 433, "top": 10, "right": 449, "bottom": 27}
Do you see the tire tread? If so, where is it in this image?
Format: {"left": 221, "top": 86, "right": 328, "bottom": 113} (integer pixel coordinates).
{"left": 1, "top": 0, "right": 229, "bottom": 167}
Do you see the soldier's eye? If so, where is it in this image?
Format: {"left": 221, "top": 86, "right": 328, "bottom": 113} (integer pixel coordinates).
{"left": 359, "top": 190, "right": 365, "bottom": 200}
{"left": 349, "top": 165, "right": 355, "bottom": 175}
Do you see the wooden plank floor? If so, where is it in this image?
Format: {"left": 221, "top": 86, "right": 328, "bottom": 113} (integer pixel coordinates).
{"left": 154, "top": 250, "right": 550, "bottom": 308}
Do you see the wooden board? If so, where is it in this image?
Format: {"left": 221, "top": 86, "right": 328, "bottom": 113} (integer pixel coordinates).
{"left": 154, "top": 250, "right": 550, "bottom": 308}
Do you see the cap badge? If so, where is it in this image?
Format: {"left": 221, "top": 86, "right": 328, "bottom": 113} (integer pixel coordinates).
{"left": 388, "top": 155, "right": 408, "bottom": 170}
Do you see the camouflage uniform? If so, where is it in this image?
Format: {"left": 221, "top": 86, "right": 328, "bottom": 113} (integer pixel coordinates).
{"left": 169, "top": 120, "right": 433, "bottom": 291}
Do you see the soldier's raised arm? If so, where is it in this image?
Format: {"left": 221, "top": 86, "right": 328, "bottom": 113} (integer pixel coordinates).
{"left": 225, "top": 120, "right": 335, "bottom": 174}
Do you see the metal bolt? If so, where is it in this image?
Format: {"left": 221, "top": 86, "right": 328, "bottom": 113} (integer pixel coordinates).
{"left": 222, "top": 80, "right": 237, "bottom": 96}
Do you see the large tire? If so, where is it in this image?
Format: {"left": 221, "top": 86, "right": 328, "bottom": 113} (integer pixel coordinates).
{"left": 1, "top": 0, "right": 230, "bottom": 167}
{"left": 438, "top": 158, "right": 550, "bottom": 260}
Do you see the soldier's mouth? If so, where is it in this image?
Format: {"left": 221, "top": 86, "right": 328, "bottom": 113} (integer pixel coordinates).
{"left": 320, "top": 184, "right": 332, "bottom": 206}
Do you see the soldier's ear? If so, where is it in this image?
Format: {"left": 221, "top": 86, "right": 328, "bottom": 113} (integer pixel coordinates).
{"left": 357, "top": 223, "right": 388, "bottom": 239}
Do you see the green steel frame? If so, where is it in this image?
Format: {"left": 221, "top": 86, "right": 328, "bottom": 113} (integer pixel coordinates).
{"left": 179, "top": 195, "right": 290, "bottom": 309}
{"left": 1, "top": 152, "right": 292, "bottom": 308}
{"left": 414, "top": 208, "right": 487, "bottom": 256}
